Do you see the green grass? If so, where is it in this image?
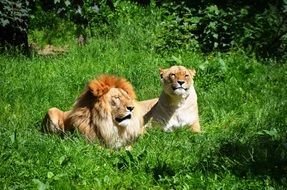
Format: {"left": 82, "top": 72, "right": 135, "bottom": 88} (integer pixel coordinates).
{"left": 1, "top": 2, "right": 287, "bottom": 189}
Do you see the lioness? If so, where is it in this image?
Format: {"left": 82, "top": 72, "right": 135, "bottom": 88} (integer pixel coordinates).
{"left": 43, "top": 75, "right": 144, "bottom": 149}
{"left": 140, "top": 65, "right": 201, "bottom": 132}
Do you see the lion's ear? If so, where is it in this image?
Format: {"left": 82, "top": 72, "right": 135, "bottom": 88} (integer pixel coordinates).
{"left": 88, "top": 80, "right": 109, "bottom": 97}
{"left": 116, "top": 78, "right": 137, "bottom": 100}
{"left": 159, "top": 68, "right": 166, "bottom": 78}
{"left": 189, "top": 69, "right": 196, "bottom": 78}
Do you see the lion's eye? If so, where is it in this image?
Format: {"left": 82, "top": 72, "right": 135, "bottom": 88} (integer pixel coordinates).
{"left": 185, "top": 74, "right": 189, "bottom": 78}
{"left": 111, "top": 96, "right": 120, "bottom": 107}
{"left": 111, "top": 100, "right": 117, "bottom": 107}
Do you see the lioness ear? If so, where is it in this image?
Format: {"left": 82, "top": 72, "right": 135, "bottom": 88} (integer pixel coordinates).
{"left": 88, "top": 80, "right": 109, "bottom": 97}
{"left": 189, "top": 69, "right": 196, "bottom": 78}
{"left": 159, "top": 68, "right": 166, "bottom": 78}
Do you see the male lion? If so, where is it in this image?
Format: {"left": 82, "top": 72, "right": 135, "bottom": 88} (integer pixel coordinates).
{"left": 43, "top": 75, "right": 144, "bottom": 149}
{"left": 140, "top": 65, "right": 201, "bottom": 132}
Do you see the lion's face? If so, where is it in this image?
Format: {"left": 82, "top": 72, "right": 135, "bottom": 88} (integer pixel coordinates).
{"left": 108, "top": 88, "right": 135, "bottom": 128}
{"left": 87, "top": 75, "right": 139, "bottom": 129}
{"left": 160, "top": 65, "right": 196, "bottom": 97}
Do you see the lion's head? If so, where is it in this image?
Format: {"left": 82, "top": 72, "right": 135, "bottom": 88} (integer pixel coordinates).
{"left": 88, "top": 75, "right": 138, "bottom": 128}
{"left": 160, "top": 65, "right": 196, "bottom": 97}
{"left": 71, "top": 75, "right": 143, "bottom": 148}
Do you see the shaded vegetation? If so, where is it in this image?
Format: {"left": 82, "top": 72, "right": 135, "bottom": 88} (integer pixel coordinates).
{"left": 1, "top": 0, "right": 286, "bottom": 58}
{"left": 154, "top": 0, "right": 287, "bottom": 58}
{"left": 0, "top": 0, "right": 30, "bottom": 53}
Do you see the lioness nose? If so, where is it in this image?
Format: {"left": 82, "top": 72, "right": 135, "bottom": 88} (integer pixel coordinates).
{"left": 127, "top": 106, "right": 134, "bottom": 111}
{"left": 177, "top": 80, "right": 185, "bottom": 85}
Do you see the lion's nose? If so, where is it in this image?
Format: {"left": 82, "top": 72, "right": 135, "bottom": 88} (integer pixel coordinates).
{"left": 177, "top": 80, "right": 185, "bottom": 85}
{"left": 127, "top": 106, "right": 134, "bottom": 111}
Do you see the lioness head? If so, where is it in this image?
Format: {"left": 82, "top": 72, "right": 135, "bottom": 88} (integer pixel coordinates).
{"left": 160, "top": 65, "right": 196, "bottom": 97}
{"left": 88, "top": 75, "right": 138, "bottom": 128}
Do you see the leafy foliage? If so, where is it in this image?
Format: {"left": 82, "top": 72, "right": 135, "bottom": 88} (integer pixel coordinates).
{"left": 29, "top": 0, "right": 114, "bottom": 44}
{"left": 0, "top": 0, "right": 30, "bottom": 52}
{"left": 240, "top": 4, "right": 287, "bottom": 59}
{"left": 0, "top": 0, "right": 29, "bottom": 32}
{"left": 154, "top": 0, "right": 287, "bottom": 59}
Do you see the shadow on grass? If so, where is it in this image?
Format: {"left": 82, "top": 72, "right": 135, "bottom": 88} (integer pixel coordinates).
{"left": 150, "top": 160, "right": 175, "bottom": 181}
{"left": 193, "top": 130, "right": 287, "bottom": 185}
{"left": 219, "top": 140, "right": 287, "bottom": 176}
{"left": 114, "top": 149, "right": 176, "bottom": 182}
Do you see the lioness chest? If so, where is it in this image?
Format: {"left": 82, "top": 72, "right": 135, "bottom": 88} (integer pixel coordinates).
{"left": 151, "top": 97, "right": 198, "bottom": 131}
{"left": 162, "top": 105, "right": 198, "bottom": 131}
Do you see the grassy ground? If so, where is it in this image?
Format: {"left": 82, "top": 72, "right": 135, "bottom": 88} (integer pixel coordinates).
{"left": 1, "top": 2, "right": 287, "bottom": 189}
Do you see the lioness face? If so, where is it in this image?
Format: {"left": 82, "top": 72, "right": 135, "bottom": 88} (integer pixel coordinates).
{"left": 160, "top": 66, "right": 196, "bottom": 97}
{"left": 108, "top": 88, "right": 135, "bottom": 127}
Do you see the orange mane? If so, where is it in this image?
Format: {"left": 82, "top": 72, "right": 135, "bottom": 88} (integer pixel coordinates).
{"left": 88, "top": 75, "right": 136, "bottom": 99}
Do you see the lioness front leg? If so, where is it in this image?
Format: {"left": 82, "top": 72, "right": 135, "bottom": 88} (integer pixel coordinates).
{"left": 191, "top": 120, "right": 201, "bottom": 133}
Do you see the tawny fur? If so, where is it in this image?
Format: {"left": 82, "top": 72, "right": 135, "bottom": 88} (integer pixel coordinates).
{"left": 139, "top": 65, "right": 201, "bottom": 132}
{"left": 44, "top": 75, "right": 144, "bottom": 149}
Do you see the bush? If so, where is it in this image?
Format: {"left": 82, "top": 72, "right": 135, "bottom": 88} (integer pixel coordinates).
{"left": 0, "top": 0, "right": 30, "bottom": 53}
{"left": 29, "top": 1, "right": 75, "bottom": 45}
{"left": 240, "top": 5, "right": 287, "bottom": 59}
{"left": 153, "top": 0, "right": 287, "bottom": 59}
{"left": 29, "top": 0, "right": 114, "bottom": 45}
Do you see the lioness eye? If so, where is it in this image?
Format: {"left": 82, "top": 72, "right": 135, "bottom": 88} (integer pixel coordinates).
{"left": 185, "top": 74, "right": 189, "bottom": 78}
{"left": 170, "top": 73, "right": 175, "bottom": 78}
